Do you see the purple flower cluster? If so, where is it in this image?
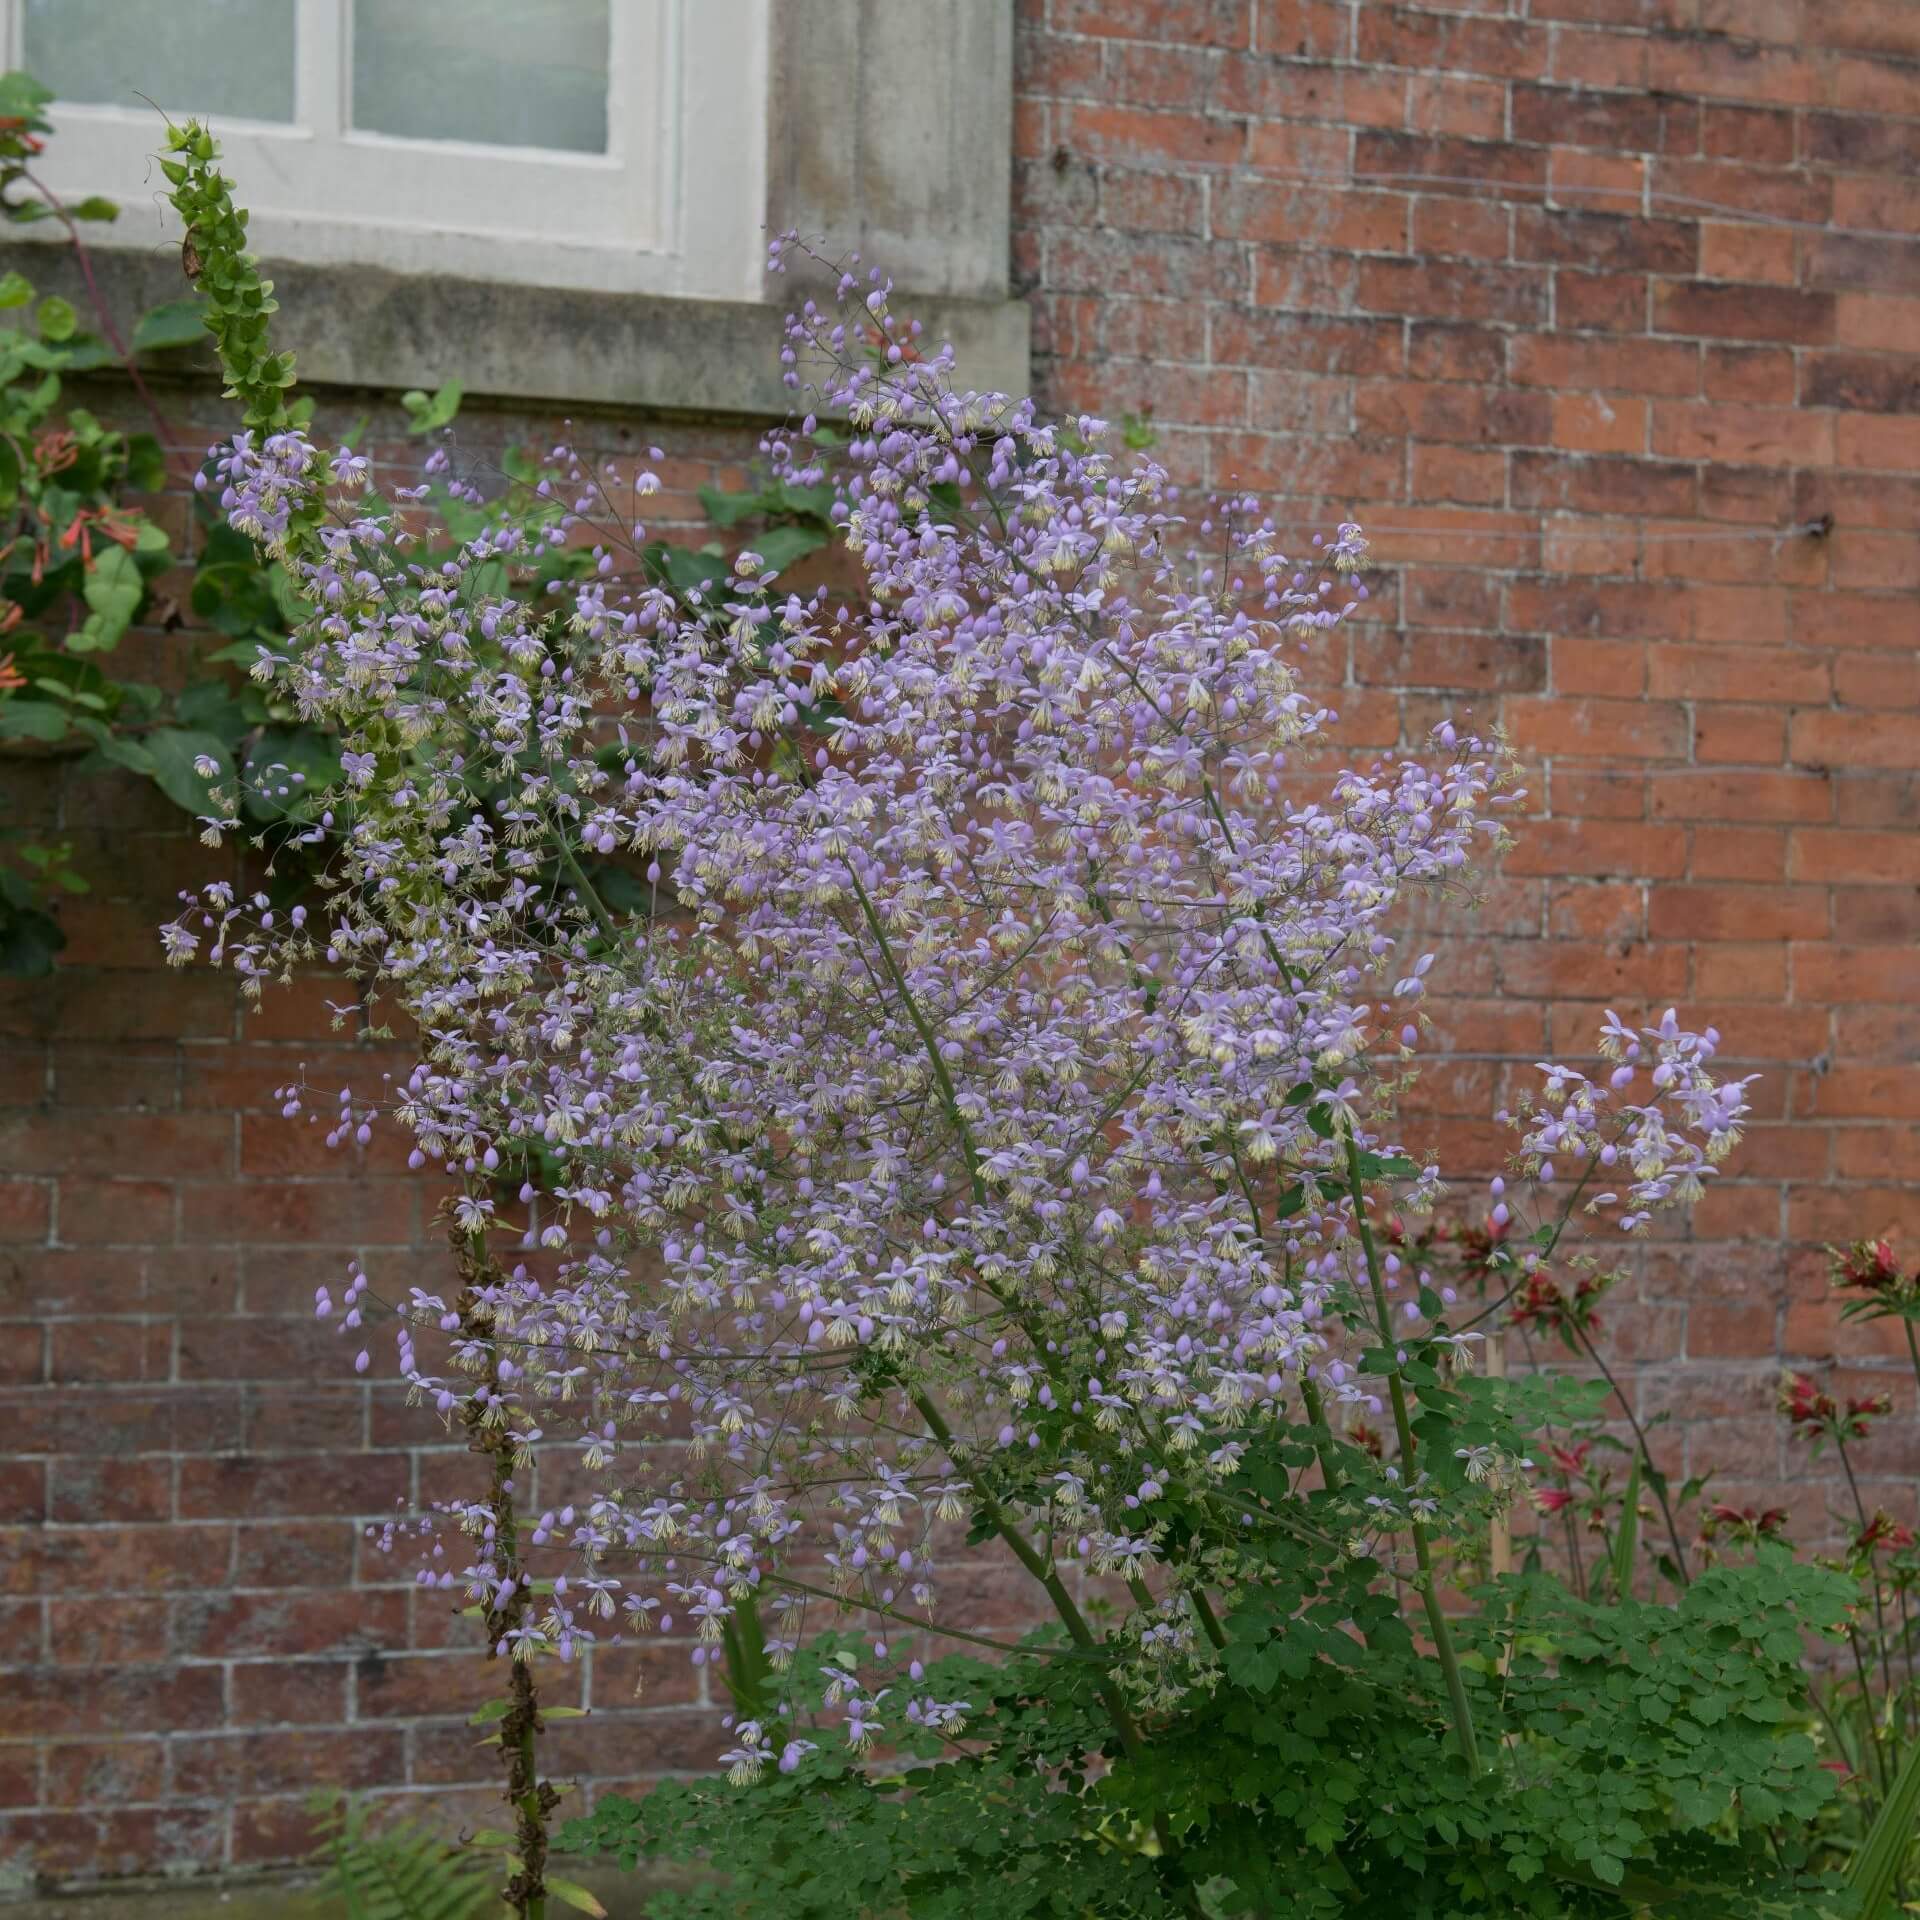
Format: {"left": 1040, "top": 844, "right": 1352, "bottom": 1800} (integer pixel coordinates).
{"left": 166, "top": 245, "right": 1747, "bottom": 1765}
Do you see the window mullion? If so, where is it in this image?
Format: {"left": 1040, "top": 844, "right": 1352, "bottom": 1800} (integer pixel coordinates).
{"left": 295, "top": 0, "right": 345, "bottom": 140}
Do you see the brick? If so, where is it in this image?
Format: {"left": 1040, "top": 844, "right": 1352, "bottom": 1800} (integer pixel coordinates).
{"left": 1788, "top": 829, "right": 1920, "bottom": 885}
{"left": 1048, "top": 229, "right": 1248, "bottom": 301}
{"left": 1799, "top": 1067, "right": 1920, "bottom": 1120}
{"left": 1091, "top": 167, "right": 1200, "bottom": 234}
{"left": 1354, "top": 7, "right": 1548, "bottom": 81}
{"left": 1656, "top": 154, "right": 1832, "bottom": 228}
{"left": 1366, "top": 616, "right": 1538, "bottom": 691}
{"left": 1836, "top": 884, "right": 1920, "bottom": 943}
{"left": 1407, "top": 322, "right": 1507, "bottom": 384}
{"left": 1652, "top": 281, "right": 1838, "bottom": 345}
{"left": 1409, "top": 442, "right": 1507, "bottom": 504}
{"left": 1405, "top": 73, "right": 1506, "bottom": 141}
{"left": 1410, "top": 195, "right": 1509, "bottom": 261}
{"left": 1556, "top": 270, "right": 1647, "bottom": 333}
{"left": 1802, "top": 353, "right": 1920, "bottom": 416}
{"left": 1647, "top": 645, "right": 1829, "bottom": 704}
{"left": 47, "top": 1457, "right": 171, "bottom": 1524}
{"left": 1516, "top": 208, "right": 1696, "bottom": 275}
{"left": 1831, "top": 775, "right": 1919, "bottom": 828}
{"left": 1702, "top": 346, "right": 1795, "bottom": 406}
{"left": 1809, "top": 234, "right": 1920, "bottom": 299}
{"left": 1701, "top": 103, "right": 1795, "bottom": 164}
{"left": 1512, "top": 452, "right": 1697, "bottom": 517}
{"left": 1063, "top": 103, "right": 1246, "bottom": 168}
{"left": 1214, "top": 179, "right": 1407, "bottom": 251}
{"left": 1502, "top": 820, "right": 1687, "bottom": 878}
{"left": 172, "top": 1586, "right": 407, "bottom": 1659}
{"left": 1647, "top": 885, "right": 1829, "bottom": 942}
{"left": 1059, "top": 0, "right": 1253, "bottom": 47}
{"left": 177, "top": 1453, "right": 410, "bottom": 1521}
{"left": 1837, "top": 414, "right": 1920, "bottom": 471}
{"left": 51, "top": 1179, "right": 175, "bottom": 1246}
{"left": 1506, "top": 694, "right": 1688, "bottom": 760}
{"left": 1550, "top": 26, "right": 1647, "bottom": 90}
{"left": 1646, "top": 34, "right": 1818, "bottom": 106}
{"left": 178, "top": 1181, "right": 418, "bottom": 1247}
{"left": 1812, "top": 0, "right": 1920, "bottom": 56}
{"left": 1354, "top": 131, "right": 1547, "bottom": 197}
{"left": 230, "top": 1658, "right": 351, "bottom": 1726}
{"left": 1692, "top": 705, "right": 1787, "bottom": 763}
{"left": 1690, "top": 826, "right": 1788, "bottom": 882}
{"left": 1507, "top": 333, "right": 1698, "bottom": 397}
{"left": 1510, "top": 579, "right": 1690, "bottom": 641}
{"left": 1357, "top": 257, "right": 1548, "bottom": 328}
{"left": 176, "top": 1729, "right": 404, "bottom": 1797}
{"left": 1511, "top": 84, "right": 1692, "bottom": 154}
{"left": 1210, "top": 307, "right": 1404, "bottom": 375}
{"left": 1551, "top": 392, "right": 1647, "bottom": 454}
{"left": 1549, "top": 768, "right": 1646, "bottom": 818}
{"left": 0, "top": 1462, "right": 46, "bottom": 1525}
{"left": 1651, "top": 773, "right": 1832, "bottom": 823}
{"left": 0, "top": 1181, "right": 50, "bottom": 1243}
{"left": 7, "top": 1664, "right": 222, "bottom": 1737}
{"left": 1698, "top": 222, "right": 1796, "bottom": 287}
{"left": 1792, "top": 710, "right": 1920, "bottom": 771}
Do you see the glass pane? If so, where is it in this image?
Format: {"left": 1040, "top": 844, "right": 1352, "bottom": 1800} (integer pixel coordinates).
{"left": 351, "top": 0, "right": 610, "bottom": 154}
{"left": 23, "top": 0, "right": 294, "bottom": 122}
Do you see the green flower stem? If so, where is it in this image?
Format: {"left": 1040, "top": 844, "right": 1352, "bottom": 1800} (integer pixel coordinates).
{"left": 1342, "top": 1129, "right": 1484, "bottom": 1775}
{"left": 1566, "top": 1319, "right": 1692, "bottom": 1588}
{"left": 912, "top": 1390, "right": 1149, "bottom": 1763}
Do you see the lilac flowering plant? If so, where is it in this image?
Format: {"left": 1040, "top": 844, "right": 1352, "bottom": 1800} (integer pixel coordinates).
{"left": 160, "top": 126, "right": 1865, "bottom": 1919}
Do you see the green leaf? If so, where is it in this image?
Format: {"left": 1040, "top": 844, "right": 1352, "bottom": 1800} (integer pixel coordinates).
{"left": 35, "top": 294, "right": 76, "bottom": 342}
{"left": 0, "top": 270, "right": 32, "bottom": 310}
{"left": 401, "top": 379, "right": 462, "bottom": 433}
{"left": 141, "top": 727, "right": 230, "bottom": 816}
{"left": 174, "top": 678, "right": 263, "bottom": 740}
{"left": 0, "top": 71, "right": 54, "bottom": 122}
{"left": 1611, "top": 1450, "right": 1640, "bottom": 1598}
{"left": 240, "top": 726, "right": 342, "bottom": 821}
{"left": 131, "top": 297, "right": 208, "bottom": 353}
{"left": 747, "top": 523, "right": 829, "bottom": 577}
{"left": 1849, "top": 1731, "right": 1920, "bottom": 1919}
{"left": 1350, "top": 1151, "right": 1419, "bottom": 1181}
{"left": 72, "top": 545, "right": 143, "bottom": 653}
{"left": 719, "top": 1586, "right": 774, "bottom": 1720}
{"left": 698, "top": 484, "right": 766, "bottom": 528}
{"left": 0, "top": 696, "right": 69, "bottom": 742}
{"left": 544, "top": 1878, "right": 608, "bottom": 1916}
{"left": 88, "top": 733, "right": 157, "bottom": 778}
{"left": 0, "top": 903, "right": 64, "bottom": 976}
{"left": 68, "top": 195, "right": 119, "bottom": 222}
{"left": 645, "top": 541, "right": 726, "bottom": 605}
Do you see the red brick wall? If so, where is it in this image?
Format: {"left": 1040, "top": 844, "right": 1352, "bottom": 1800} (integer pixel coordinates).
{"left": 1013, "top": 0, "right": 1919, "bottom": 1514}
{"left": 5, "top": 0, "right": 1920, "bottom": 1883}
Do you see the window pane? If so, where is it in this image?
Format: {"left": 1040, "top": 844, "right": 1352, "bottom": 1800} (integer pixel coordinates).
{"left": 351, "top": 0, "right": 610, "bottom": 154}
{"left": 23, "top": 0, "right": 294, "bottom": 122}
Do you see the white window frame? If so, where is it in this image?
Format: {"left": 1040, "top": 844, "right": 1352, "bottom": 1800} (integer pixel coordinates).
{"left": 3, "top": 0, "right": 770, "bottom": 300}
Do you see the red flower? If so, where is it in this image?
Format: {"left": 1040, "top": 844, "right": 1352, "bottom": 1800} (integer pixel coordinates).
{"left": 1780, "top": 1372, "right": 1838, "bottom": 1432}
{"left": 1855, "top": 1511, "right": 1913, "bottom": 1556}
{"left": 1703, "top": 1502, "right": 1789, "bottom": 1542}
{"left": 1830, "top": 1238, "right": 1901, "bottom": 1295}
